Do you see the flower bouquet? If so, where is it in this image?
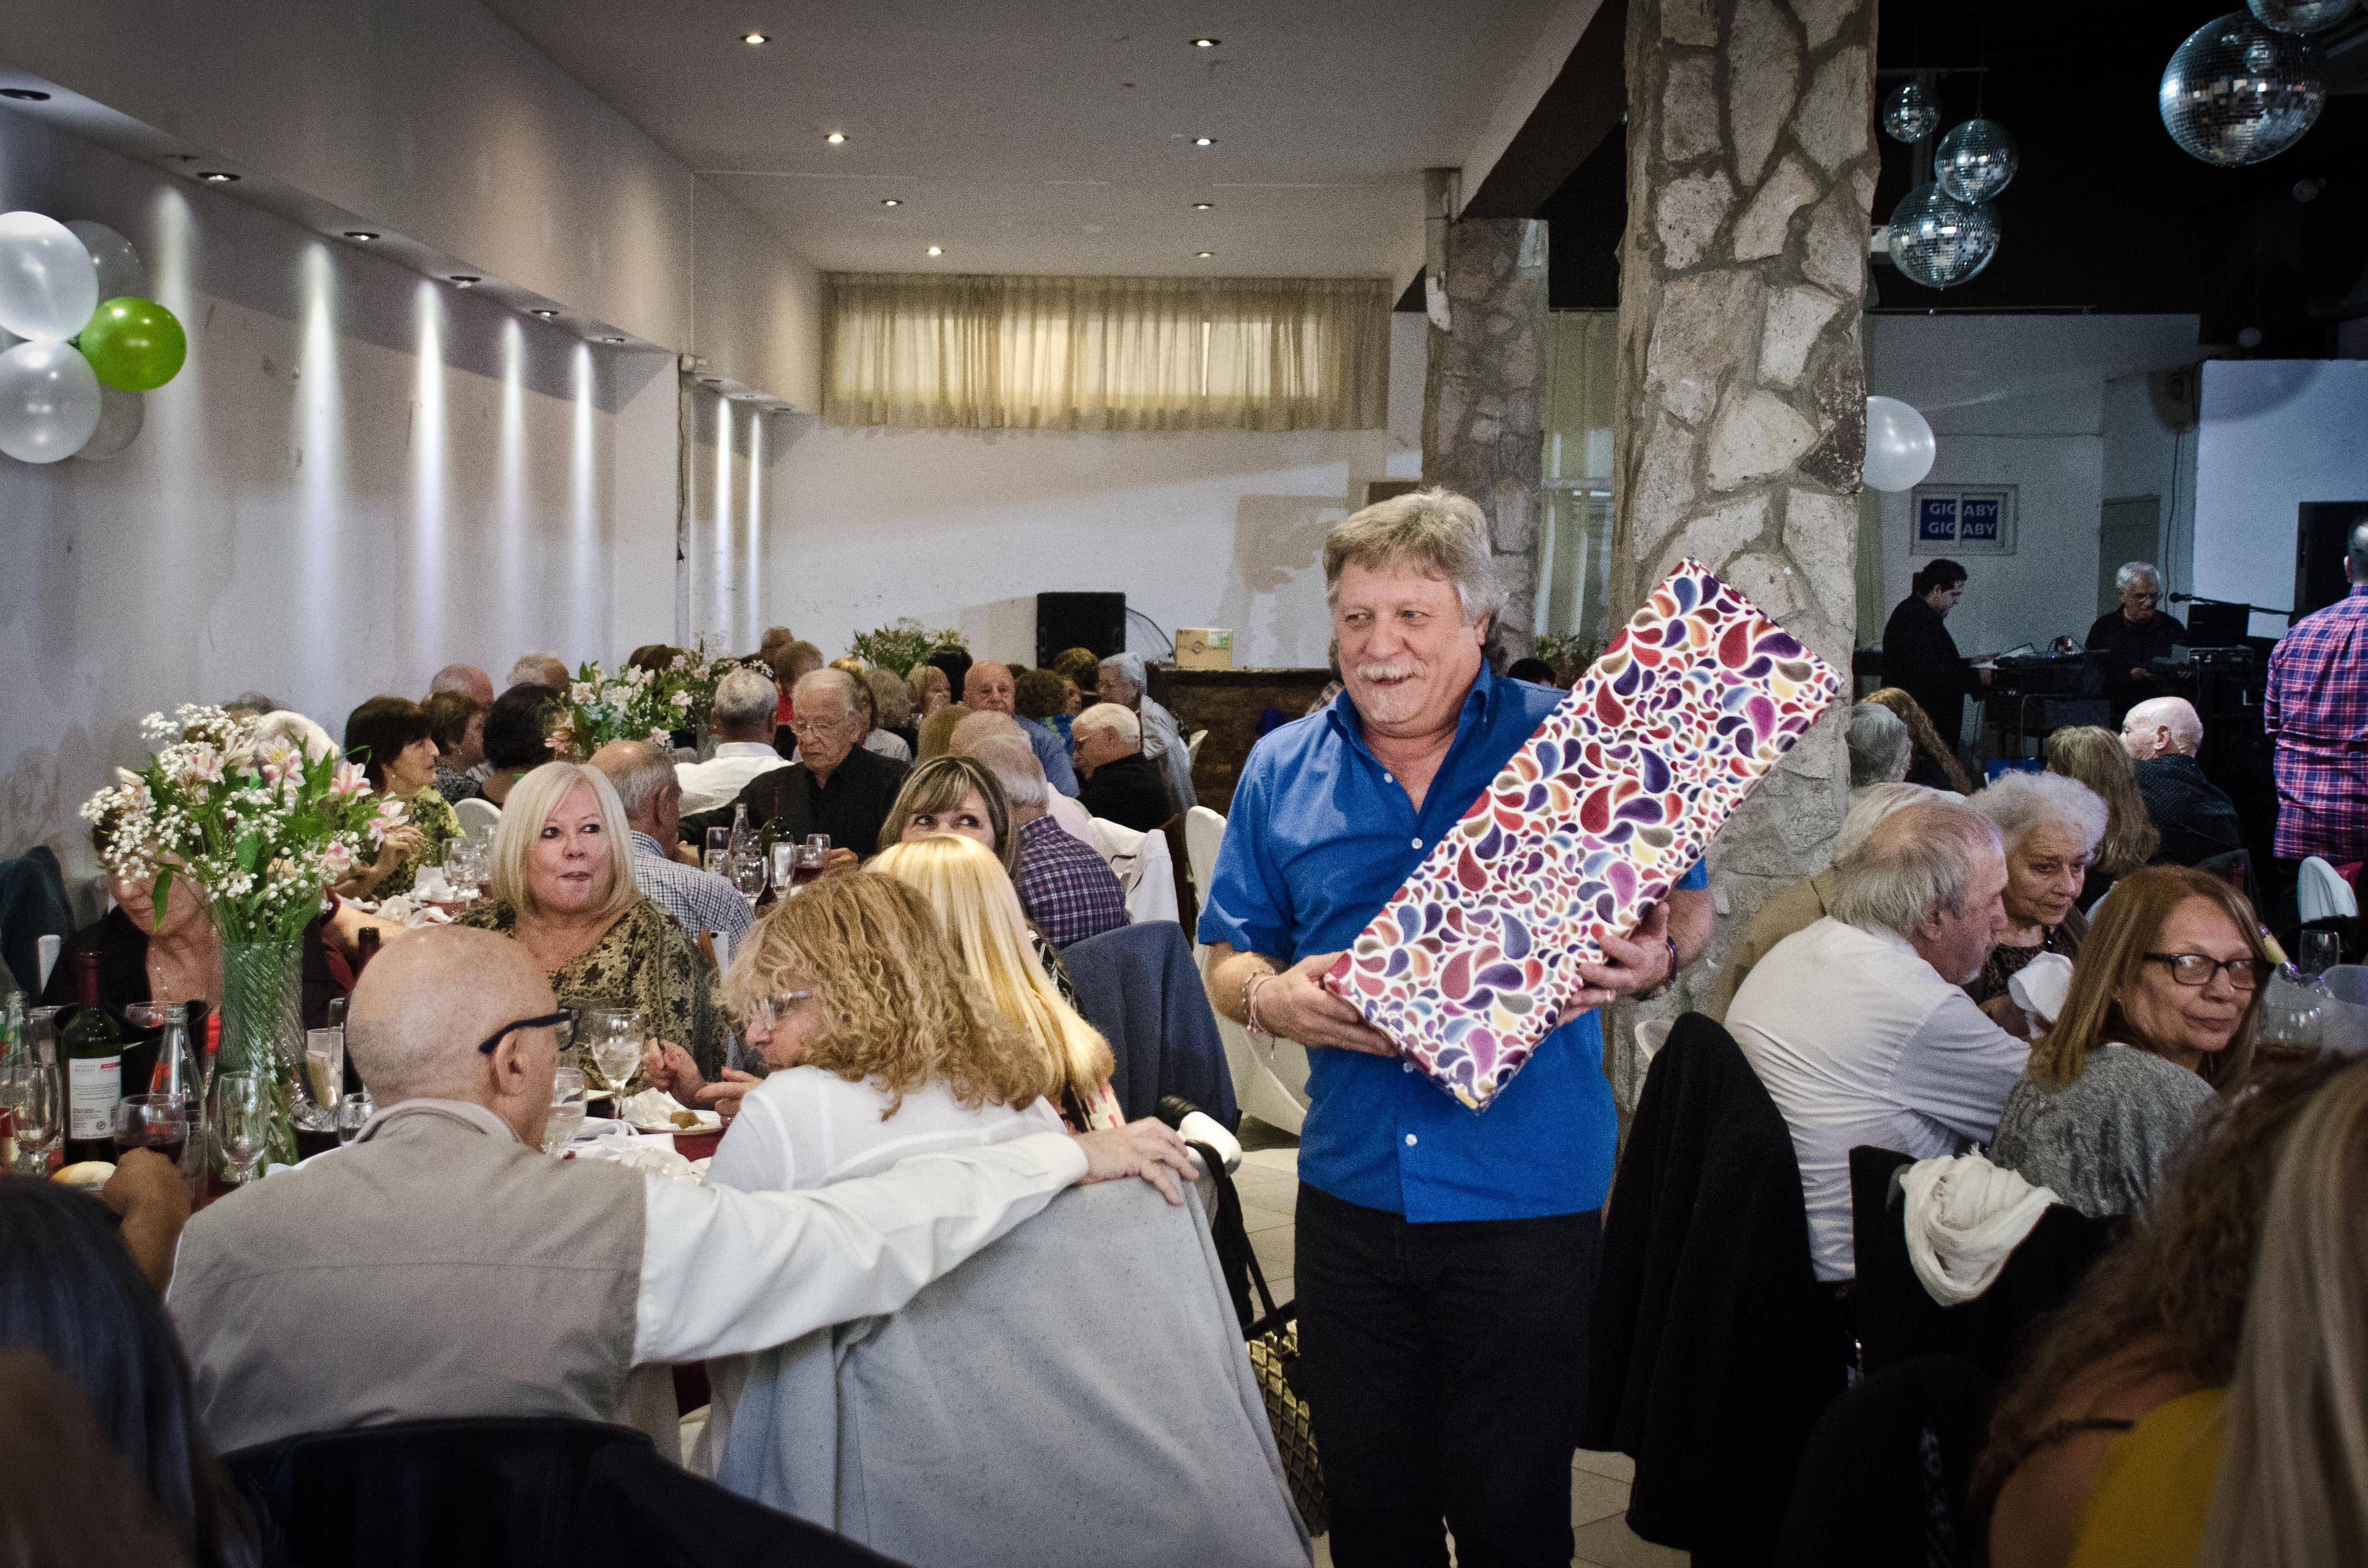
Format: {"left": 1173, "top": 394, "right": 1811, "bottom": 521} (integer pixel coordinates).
{"left": 848, "top": 618, "right": 967, "bottom": 677}
{"left": 553, "top": 662, "right": 690, "bottom": 758}
{"left": 81, "top": 706, "right": 404, "bottom": 1171}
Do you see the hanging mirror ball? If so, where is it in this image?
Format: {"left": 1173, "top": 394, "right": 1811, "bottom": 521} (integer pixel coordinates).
{"left": 1888, "top": 183, "right": 2001, "bottom": 291}
{"left": 2160, "top": 12, "right": 2326, "bottom": 167}
{"left": 2246, "top": 0, "right": 2356, "bottom": 33}
{"left": 1883, "top": 82, "right": 1941, "bottom": 144}
{"left": 1934, "top": 119, "right": 2018, "bottom": 202}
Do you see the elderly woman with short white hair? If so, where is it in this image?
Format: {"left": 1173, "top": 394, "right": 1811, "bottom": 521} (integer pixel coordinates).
{"left": 2086, "top": 559, "right": 2188, "bottom": 723}
{"left": 1965, "top": 769, "right": 2110, "bottom": 1014}
{"left": 457, "top": 761, "right": 728, "bottom": 1075}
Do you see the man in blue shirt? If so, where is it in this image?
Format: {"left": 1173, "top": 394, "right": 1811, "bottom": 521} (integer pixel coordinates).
{"left": 1200, "top": 490, "right": 1710, "bottom": 1568}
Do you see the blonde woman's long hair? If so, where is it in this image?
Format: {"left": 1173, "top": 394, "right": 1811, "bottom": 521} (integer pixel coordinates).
{"left": 2025, "top": 865, "right": 2266, "bottom": 1093}
{"left": 488, "top": 762, "right": 640, "bottom": 926}
{"left": 2198, "top": 1060, "right": 2368, "bottom": 1567}
{"left": 869, "top": 834, "right": 1115, "bottom": 1116}
{"left": 2046, "top": 724, "right": 2160, "bottom": 878}
{"left": 722, "top": 873, "right": 1051, "bottom": 1118}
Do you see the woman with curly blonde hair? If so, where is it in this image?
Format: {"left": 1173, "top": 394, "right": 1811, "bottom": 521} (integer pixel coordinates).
{"left": 871, "top": 833, "right": 1122, "bottom": 1131}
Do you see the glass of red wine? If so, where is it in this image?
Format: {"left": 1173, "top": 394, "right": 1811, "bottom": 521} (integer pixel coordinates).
{"left": 791, "top": 834, "right": 831, "bottom": 890}
{"left": 112, "top": 1093, "right": 191, "bottom": 1171}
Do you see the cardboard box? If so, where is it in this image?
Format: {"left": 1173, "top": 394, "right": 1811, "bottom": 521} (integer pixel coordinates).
{"left": 1174, "top": 628, "right": 1234, "bottom": 670}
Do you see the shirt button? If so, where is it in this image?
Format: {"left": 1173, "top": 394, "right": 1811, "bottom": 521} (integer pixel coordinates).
{"left": 1411, "top": 837, "right": 1422, "bottom": 849}
{"left": 1384, "top": 773, "right": 1394, "bottom": 783}
{"left": 1402, "top": 1060, "right": 1415, "bottom": 1072}
{"left": 1404, "top": 1133, "right": 1418, "bottom": 1147}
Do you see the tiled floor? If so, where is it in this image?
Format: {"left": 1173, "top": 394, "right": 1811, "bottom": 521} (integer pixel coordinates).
{"left": 1235, "top": 1121, "right": 1689, "bottom": 1568}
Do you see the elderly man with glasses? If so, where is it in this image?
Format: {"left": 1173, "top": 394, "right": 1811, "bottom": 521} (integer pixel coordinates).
{"left": 164, "top": 926, "right": 1193, "bottom": 1459}
{"left": 2085, "top": 560, "right": 2186, "bottom": 725}
{"left": 683, "top": 669, "right": 909, "bottom": 877}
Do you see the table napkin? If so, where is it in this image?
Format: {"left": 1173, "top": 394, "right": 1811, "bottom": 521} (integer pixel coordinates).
{"left": 1324, "top": 558, "right": 1844, "bottom": 1110}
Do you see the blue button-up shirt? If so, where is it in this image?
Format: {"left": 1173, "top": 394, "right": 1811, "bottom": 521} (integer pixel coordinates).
{"left": 1199, "top": 664, "right": 1706, "bottom": 1222}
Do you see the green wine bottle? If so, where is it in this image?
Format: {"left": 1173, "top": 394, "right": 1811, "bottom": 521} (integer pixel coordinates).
{"left": 61, "top": 953, "right": 123, "bottom": 1165}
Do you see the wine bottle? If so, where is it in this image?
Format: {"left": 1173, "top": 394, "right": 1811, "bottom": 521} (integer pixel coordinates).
{"left": 61, "top": 953, "right": 122, "bottom": 1165}
{"left": 149, "top": 1002, "right": 201, "bottom": 1102}
{"left": 355, "top": 927, "right": 381, "bottom": 972}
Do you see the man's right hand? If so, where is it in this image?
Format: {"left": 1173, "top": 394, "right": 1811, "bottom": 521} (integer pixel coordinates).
{"left": 1256, "top": 952, "right": 1399, "bottom": 1056}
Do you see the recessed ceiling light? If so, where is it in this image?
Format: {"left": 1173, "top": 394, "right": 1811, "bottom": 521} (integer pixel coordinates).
{"left": 880, "top": 198, "right": 902, "bottom": 206}
{"left": 1192, "top": 202, "right": 1213, "bottom": 210}
{"left": 531, "top": 308, "right": 558, "bottom": 319}
{"left": 0, "top": 88, "right": 51, "bottom": 102}
{"left": 1191, "top": 37, "right": 1220, "bottom": 48}
{"left": 926, "top": 245, "right": 943, "bottom": 256}
{"left": 601, "top": 336, "right": 624, "bottom": 344}
{"left": 826, "top": 131, "right": 846, "bottom": 145}
{"left": 450, "top": 274, "right": 481, "bottom": 287}
{"left": 343, "top": 230, "right": 380, "bottom": 241}
{"left": 743, "top": 32, "right": 768, "bottom": 44}
{"left": 699, "top": 377, "right": 723, "bottom": 387}
{"left": 1193, "top": 136, "right": 1215, "bottom": 147}
{"left": 197, "top": 170, "right": 239, "bottom": 183}
{"left": 1195, "top": 251, "right": 1214, "bottom": 258}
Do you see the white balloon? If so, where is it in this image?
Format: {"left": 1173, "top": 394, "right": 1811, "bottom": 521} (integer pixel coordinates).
{"left": 1863, "top": 395, "right": 1937, "bottom": 492}
{"left": 0, "top": 339, "right": 103, "bottom": 462}
{"left": 64, "top": 219, "right": 147, "bottom": 304}
{"left": 73, "top": 382, "right": 144, "bottom": 461}
{"left": 0, "top": 212, "right": 98, "bottom": 342}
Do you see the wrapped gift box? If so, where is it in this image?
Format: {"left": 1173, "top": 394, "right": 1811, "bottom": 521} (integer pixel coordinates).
{"left": 1324, "top": 558, "right": 1845, "bottom": 1110}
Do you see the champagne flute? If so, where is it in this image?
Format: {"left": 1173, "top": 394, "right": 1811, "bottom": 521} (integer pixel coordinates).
{"left": 210, "top": 1072, "right": 277, "bottom": 1186}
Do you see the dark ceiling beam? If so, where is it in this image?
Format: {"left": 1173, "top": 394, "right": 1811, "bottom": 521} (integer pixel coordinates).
{"left": 1459, "top": 0, "right": 1631, "bottom": 220}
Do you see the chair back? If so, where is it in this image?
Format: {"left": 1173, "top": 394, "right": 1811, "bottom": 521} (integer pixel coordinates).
{"left": 1062, "top": 919, "right": 1237, "bottom": 1126}
{"left": 2301, "top": 855, "right": 2359, "bottom": 922}
{"left": 1184, "top": 805, "right": 1226, "bottom": 893}
{"left": 0, "top": 847, "right": 73, "bottom": 998}
{"left": 1186, "top": 727, "right": 1209, "bottom": 766}
{"left": 1085, "top": 815, "right": 1179, "bottom": 924}
{"left": 455, "top": 796, "right": 503, "bottom": 840}
{"left": 1774, "top": 1354, "right": 1994, "bottom": 1568}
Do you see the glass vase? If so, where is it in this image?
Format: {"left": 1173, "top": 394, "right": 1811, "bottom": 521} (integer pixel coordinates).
{"left": 214, "top": 935, "right": 304, "bottom": 1175}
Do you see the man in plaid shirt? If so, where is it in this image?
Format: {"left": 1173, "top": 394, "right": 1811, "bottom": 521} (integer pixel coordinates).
{"left": 2264, "top": 518, "right": 2368, "bottom": 865}
{"left": 959, "top": 722, "right": 1128, "bottom": 947}
{"left": 591, "top": 740, "right": 753, "bottom": 952}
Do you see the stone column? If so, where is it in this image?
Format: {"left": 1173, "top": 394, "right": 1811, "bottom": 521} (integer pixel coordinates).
{"left": 1423, "top": 218, "right": 1549, "bottom": 649}
{"left": 1608, "top": 0, "right": 1878, "bottom": 1104}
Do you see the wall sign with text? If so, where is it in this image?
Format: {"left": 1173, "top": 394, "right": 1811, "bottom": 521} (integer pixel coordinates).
{"left": 1910, "top": 485, "right": 2017, "bottom": 557}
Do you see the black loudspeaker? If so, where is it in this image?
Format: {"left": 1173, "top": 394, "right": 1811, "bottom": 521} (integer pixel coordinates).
{"left": 1036, "top": 593, "right": 1127, "bottom": 668}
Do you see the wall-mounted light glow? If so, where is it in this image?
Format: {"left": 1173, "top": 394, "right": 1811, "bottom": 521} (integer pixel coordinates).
{"left": 531, "top": 308, "right": 558, "bottom": 318}
{"left": 826, "top": 131, "right": 846, "bottom": 144}
{"left": 0, "top": 88, "right": 51, "bottom": 101}
{"left": 926, "top": 245, "right": 943, "bottom": 256}
{"left": 343, "top": 230, "right": 380, "bottom": 241}
{"left": 450, "top": 274, "right": 481, "bottom": 287}
{"left": 1195, "top": 251, "right": 1214, "bottom": 258}
{"left": 496, "top": 317, "right": 526, "bottom": 629}
{"left": 1191, "top": 38, "right": 1221, "bottom": 48}
{"left": 600, "top": 335, "right": 624, "bottom": 343}
{"left": 1192, "top": 136, "right": 1215, "bottom": 147}
{"left": 413, "top": 282, "right": 450, "bottom": 657}
{"left": 880, "top": 198, "right": 902, "bottom": 207}
{"left": 197, "top": 171, "right": 239, "bottom": 183}
{"left": 1192, "top": 202, "right": 1213, "bottom": 210}
{"left": 743, "top": 32, "right": 769, "bottom": 44}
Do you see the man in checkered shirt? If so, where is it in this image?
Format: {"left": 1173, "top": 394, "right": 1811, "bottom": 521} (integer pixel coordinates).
{"left": 590, "top": 740, "right": 753, "bottom": 955}
{"left": 2264, "top": 516, "right": 2368, "bottom": 868}
{"left": 957, "top": 720, "right": 1128, "bottom": 947}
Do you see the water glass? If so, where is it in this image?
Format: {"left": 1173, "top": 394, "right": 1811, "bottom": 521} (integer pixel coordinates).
{"left": 0, "top": 1060, "right": 62, "bottom": 1176}
{"left": 210, "top": 1072, "right": 278, "bottom": 1186}
{"left": 295, "top": 1028, "right": 345, "bottom": 1130}
{"left": 543, "top": 1067, "right": 588, "bottom": 1154}
{"left": 337, "top": 1090, "right": 374, "bottom": 1145}
{"left": 2298, "top": 930, "right": 2343, "bottom": 981}
{"left": 730, "top": 852, "right": 769, "bottom": 909}
{"left": 770, "top": 841, "right": 795, "bottom": 893}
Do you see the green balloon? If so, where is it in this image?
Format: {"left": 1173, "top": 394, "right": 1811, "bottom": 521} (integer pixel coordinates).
{"left": 77, "top": 296, "right": 186, "bottom": 391}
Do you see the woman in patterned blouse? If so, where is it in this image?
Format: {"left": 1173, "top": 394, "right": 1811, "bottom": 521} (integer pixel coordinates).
{"left": 339, "top": 695, "right": 459, "bottom": 901}
{"left": 458, "top": 761, "right": 728, "bottom": 1077}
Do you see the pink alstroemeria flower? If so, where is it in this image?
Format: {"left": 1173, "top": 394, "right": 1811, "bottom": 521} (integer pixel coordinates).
{"left": 330, "top": 760, "right": 371, "bottom": 798}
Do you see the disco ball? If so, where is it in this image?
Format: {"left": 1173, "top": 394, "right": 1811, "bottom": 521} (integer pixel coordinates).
{"left": 1883, "top": 82, "right": 1941, "bottom": 144}
{"left": 2160, "top": 13, "right": 2326, "bottom": 167}
{"left": 1887, "top": 183, "right": 2001, "bottom": 291}
{"left": 2247, "top": 0, "right": 2356, "bottom": 33}
{"left": 1934, "top": 119, "right": 2018, "bottom": 202}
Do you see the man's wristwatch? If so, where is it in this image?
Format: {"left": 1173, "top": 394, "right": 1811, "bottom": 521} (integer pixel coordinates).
{"left": 1635, "top": 934, "right": 1681, "bottom": 1003}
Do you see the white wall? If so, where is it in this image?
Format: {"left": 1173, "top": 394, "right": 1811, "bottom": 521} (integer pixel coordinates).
{"left": 2195, "top": 359, "right": 2368, "bottom": 637}
{"left": 1868, "top": 315, "right": 2200, "bottom": 669}
{"left": 762, "top": 314, "right": 1427, "bottom": 668}
{"left": 0, "top": 101, "right": 700, "bottom": 866}
{"left": 2099, "top": 369, "right": 2199, "bottom": 596}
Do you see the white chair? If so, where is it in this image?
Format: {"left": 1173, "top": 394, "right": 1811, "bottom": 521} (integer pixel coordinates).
{"left": 2299, "top": 857, "right": 2359, "bottom": 923}
{"left": 36, "top": 933, "right": 62, "bottom": 995}
{"left": 1086, "top": 816, "right": 1180, "bottom": 926}
{"left": 455, "top": 795, "right": 503, "bottom": 840}
{"left": 1184, "top": 806, "right": 1226, "bottom": 892}
{"left": 1180, "top": 805, "right": 1311, "bottom": 1135}
{"left": 1186, "top": 728, "right": 1208, "bottom": 767}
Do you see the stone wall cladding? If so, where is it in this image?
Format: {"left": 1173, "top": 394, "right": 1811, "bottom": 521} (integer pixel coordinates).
{"left": 1608, "top": 0, "right": 1877, "bottom": 1107}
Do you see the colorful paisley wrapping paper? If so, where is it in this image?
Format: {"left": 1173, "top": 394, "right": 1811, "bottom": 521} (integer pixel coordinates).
{"left": 1323, "top": 558, "right": 1845, "bottom": 1111}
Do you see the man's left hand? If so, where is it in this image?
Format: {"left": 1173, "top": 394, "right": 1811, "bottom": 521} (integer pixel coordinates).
{"left": 1572, "top": 901, "right": 1674, "bottom": 1009}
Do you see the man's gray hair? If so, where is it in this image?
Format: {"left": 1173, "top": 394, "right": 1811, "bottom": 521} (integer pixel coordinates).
{"left": 590, "top": 738, "right": 677, "bottom": 820}
{"left": 1322, "top": 486, "right": 1503, "bottom": 627}
{"left": 1074, "top": 703, "right": 1140, "bottom": 746}
{"left": 507, "top": 654, "right": 569, "bottom": 690}
{"left": 1969, "top": 769, "right": 2109, "bottom": 856}
{"left": 711, "top": 667, "right": 778, "bottom": 732}
{"left": 792, "top": 667, "right": 860, "bottom": 716}
{"left": 1845, "top": 702, "right": 1911, "bottom": 787}
{"left": 1828, "top": 800, "right": 2003, "bottom": 938}
{"left": 959, "top": 726, "right": 1049, "bottom": 809}
{"left": 2114, "top": 561, "right": 2163, "bottom": 594}
{"left": 1098, "top": 652, "right": 1146, "bottom": 694}
{"left": 1834, "top": 782, "right": 1949, "bottom": 862}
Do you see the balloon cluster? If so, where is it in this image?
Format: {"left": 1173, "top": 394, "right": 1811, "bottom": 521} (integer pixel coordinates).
{"left": 0, "top": 212, "right": 185, "bottom": 464}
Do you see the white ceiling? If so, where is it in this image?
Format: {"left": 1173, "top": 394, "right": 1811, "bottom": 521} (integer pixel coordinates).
{"left": 478, "top": 0, "right": 1567, "bottom": 280}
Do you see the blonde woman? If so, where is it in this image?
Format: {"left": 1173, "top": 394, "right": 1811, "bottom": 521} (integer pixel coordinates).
{"left": 871, "top": 834, "right": 1123, "bottom": 1132}
{"left": 1990, "top": 866, "right": 2268, "bottom": 1219}
{"left": 457, "top": 761, "right": 727, "bottom": 1075}
{"left": 2046, "top": 725, "right": 2161, "bottom": 909}
{"left": 906, "top": 662, "right": 952, "bottom": 723}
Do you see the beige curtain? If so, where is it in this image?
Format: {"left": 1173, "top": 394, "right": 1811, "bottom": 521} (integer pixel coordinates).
{"left": 1537, "top": 311, "right": 1620, "bottom": 650}
{"left": 823, "top": 273, "right": 1390, "bottom": 431}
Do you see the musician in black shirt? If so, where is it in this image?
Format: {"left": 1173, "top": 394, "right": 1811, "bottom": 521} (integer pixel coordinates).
{"left": 2085, "top": 561, "right": 2186, "bottom": 724}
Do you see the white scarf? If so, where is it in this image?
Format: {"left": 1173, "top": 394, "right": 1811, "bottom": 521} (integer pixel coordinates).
{"left": 1901, "top": 1151, "right": 2060, "bottom": 1306}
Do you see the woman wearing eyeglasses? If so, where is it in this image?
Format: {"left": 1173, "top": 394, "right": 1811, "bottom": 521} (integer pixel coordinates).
{"left": 1989, "top": 866, "right": 2270, "bottom": 1219}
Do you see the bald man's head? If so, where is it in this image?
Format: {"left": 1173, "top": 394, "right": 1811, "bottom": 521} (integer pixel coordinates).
{"left": 349, "top": 927, "right": 556, "bottom": 1109}
{"left": 2122, "top": 696, "right": 2203, "bottom": 760}
{"left": 964, "top": 661, "right": 1016, "bottom": 716}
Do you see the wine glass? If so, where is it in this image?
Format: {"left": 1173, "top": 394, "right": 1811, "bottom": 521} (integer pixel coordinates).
{"left": 1, "top": 1060, "right": 62, "bottom": 1176}
{"left": 210, "top": 1072, "right": 277, "bottom": 1186}
{"left": 730, "top": 851, "right": 769, "bottom": 910}
{"left": 543, "top": 1067, "right": 588, "bottom": 1154}
{"left": 579, "top": 1008, "right": 645, "bottom": 1097}
{"left": 337, "top": 1090, "right": 374, "bottom": 1146}
{"left": 2298, "top": 930, "right": 2342, "bottom": 982}
{"left": 113, "top": 1094, "right": 191, "bottom": 1170}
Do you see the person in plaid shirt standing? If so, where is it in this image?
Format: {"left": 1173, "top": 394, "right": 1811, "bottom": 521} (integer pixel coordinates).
{"left": 2264, "top": 517, "right": 2368, "bottom": 875}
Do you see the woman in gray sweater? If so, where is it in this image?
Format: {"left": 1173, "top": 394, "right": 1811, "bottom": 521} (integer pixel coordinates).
{"left": 1990, "top": 866, "right": 2271, "bottom": 1218}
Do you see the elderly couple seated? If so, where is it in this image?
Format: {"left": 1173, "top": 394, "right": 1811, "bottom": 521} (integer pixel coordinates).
{"left": 136, "top": 914, "right": 1311, "bottom": 1566}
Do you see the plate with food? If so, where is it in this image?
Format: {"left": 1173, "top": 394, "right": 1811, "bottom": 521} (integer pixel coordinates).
{"left": 618, "top": 1088, "right": 722, "bottom": 1135}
